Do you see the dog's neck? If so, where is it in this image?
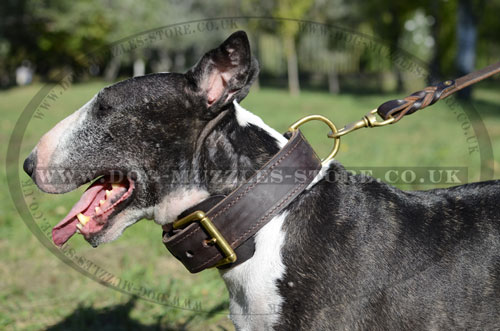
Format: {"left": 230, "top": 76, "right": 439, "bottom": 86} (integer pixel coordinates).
{"left": 153, "top": 101, "right": 285, "bottom": 224}
{"left": 199, "top": 101, "right": 285, "bottom": 195}
{"left": 158, "top": 101, "right": 289, "bottom": 329}
{"left": 209, "top": 102, "right": 289, "bottom": 329}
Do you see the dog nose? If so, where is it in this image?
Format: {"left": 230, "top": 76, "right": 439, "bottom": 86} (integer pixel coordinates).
{"left": 23, "top": 153, "right": 35, "bottom": 177}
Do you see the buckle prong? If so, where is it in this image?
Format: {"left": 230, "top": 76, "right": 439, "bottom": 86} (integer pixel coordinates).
{"left": 173, "top": 211, "right": 237, "bottom": 267}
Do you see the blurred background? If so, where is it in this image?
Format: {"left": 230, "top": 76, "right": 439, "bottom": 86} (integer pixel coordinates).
{"left": 1, "top": 0, "right": 499, "bottom": 94}
{"left": 1, "top": 0, "right": 500, "bottom": 330}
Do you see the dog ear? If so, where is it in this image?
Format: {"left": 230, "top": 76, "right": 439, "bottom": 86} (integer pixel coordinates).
{"left": 187, "top": 30, "right": 259, "bottom": 111}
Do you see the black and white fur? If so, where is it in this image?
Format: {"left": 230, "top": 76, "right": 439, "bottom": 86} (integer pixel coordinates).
{"left": 24, "top": 31, "right": 500, "bottom": 330}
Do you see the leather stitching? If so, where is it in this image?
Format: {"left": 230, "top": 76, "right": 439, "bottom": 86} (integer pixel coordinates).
{"left": 166, "top": 132, "right": 321, "bottom": 272}
{"left": 194, "top": 181, "right": 308, "bottom": 271}
{"left": 168, "top": 135, "right": 302, "bottom": 248}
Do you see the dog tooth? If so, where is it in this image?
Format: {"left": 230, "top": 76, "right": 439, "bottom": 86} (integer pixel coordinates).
{"left": 99, "top": 199, "right": 105, "bottom": 205}
{"left": 105, "top": 190, "right": 112, "bottom": 198}
{"left": 76, "top": 223, "right": 83, "bottom": 231}
{"left": 77, "top": 213, "right": 90, "bottom": 225}
{"left": 95, "top": 206, "right": 102, "bottom": 214}
{"left": 111, "top": 183, "right": 120, "bottom": 190}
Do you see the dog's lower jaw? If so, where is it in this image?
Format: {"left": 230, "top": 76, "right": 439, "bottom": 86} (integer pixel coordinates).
{"left": 88, "top": 206, "right": 154, "bottom": 246}
{"left": 220, "top": 211, "right": 288, "bottom": 331}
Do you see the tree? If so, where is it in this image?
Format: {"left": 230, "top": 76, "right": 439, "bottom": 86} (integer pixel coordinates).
{"left": 309, "top": 0, "right": 363, "bottom": 93}
{"left": 360, "top": 0, "right": 421, "bottom": 92}
{"left": 0, "top": 0, "right": 112, "bottom": 83}
{"left": 456, "top": 0, "right": 483, "bottom": 99}
{"left": 274, "top": 0, "right": 314, "bottom": 95}
{"left": 427, "top": 0, "right": 457, "bottom": 83}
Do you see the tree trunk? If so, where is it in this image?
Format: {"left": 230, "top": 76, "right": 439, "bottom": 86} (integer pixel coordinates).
{"left": 104, "top": 55, "right": 121, "bottom": 82}
{"left": 284, "top": 36, "right": 300, "bottom": 96}
{"left": 389, "top": 8, "right": 404, "bottom": 93}
{"left": 429, "top": 0, "right": 442, "bottom": 84}
{"left": 133, "top": 58, "right": 145, "bottom": 77}
{"left": 328, "top": 71, "right": 339, "bottom": 94}
{"left": 394, "top": 66, "right": 404, "bottom": 93}
{"left": 153, "top": 48, "right": 171, "bottom": 73}
{"left": 456, "top": 0, "right": 478, "bottom": 100}
{"left": 174, "top": 52, "right": 186, "bottom": 71}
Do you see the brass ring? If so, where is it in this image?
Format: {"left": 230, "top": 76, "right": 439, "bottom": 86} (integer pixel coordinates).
{"left": 288, "top": 115, "right": 341, "bottom": 165}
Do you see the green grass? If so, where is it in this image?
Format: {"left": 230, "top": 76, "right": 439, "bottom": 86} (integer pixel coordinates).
{"left": 2, "top": 81, "right": 500, "bottom": 330}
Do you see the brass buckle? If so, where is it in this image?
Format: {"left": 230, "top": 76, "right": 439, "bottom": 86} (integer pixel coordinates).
{"left": 288, "top": 115, "right": 341, "bottom": 165}
{"left": 173, "top": 210, "right": 237, "bottom": 267}
{"left": 328, "top": 109, "right": 395, "bottom": 138}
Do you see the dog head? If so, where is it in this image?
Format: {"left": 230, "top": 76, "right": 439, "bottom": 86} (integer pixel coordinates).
{"left": 23, "top": 31, "right": 260, "bottom": 247}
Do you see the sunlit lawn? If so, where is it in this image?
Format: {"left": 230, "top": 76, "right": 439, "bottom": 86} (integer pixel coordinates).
{"left": 1, "top": 80, "right": 500, "bottom": 330}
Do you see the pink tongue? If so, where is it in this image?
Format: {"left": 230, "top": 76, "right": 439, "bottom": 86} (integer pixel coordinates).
{"left": 52, "top": 181, "right": 107, "bottom": 247}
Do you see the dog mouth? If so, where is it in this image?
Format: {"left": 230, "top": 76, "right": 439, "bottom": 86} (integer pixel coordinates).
{"left": 52, "top": 176, "right": 135, "bottom": 247}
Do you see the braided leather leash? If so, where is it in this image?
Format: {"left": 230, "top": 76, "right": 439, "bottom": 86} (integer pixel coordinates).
{"left": 330, "top": 61, "right": 500, "bottom": 139}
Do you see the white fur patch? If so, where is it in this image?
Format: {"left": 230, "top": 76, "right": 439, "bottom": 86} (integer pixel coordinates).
{"left": 34, "top": 95, "right": 95, "bottom": 192}
{"left": 306, "top": 159, "right": 333, "bottom": 190}
{"left": 37, "top": 96, "right": 94, "bottom": 166}
{"left": 153, "top": 187, "right": 210, "bottom": 225}
{"left": 234, "top": 99, "right": 330, "bottom": 192}
{"left": 220, "top": 211, "right": 288, "bottom": 330}
{"left": 234, "top": 101, "right": 287, "bottom": 148}
{"left": 220, "top": 104, "right": 291, "bottom": 329}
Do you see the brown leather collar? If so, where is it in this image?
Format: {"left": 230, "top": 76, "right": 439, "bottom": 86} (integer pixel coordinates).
{"left": 162, "top": 129, "right": 322, "bottom": 273}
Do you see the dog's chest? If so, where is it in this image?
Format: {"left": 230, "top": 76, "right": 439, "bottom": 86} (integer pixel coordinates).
{"left": 220, "top": 212, "right": 288, "bottom": 330}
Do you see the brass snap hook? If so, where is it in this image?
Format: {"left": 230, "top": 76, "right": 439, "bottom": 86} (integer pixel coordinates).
{"left": 288, "top": 115, "right": 341, "bottom": 165}
{"left": 328, "top": 109, "right": 395, "bottom": 138}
